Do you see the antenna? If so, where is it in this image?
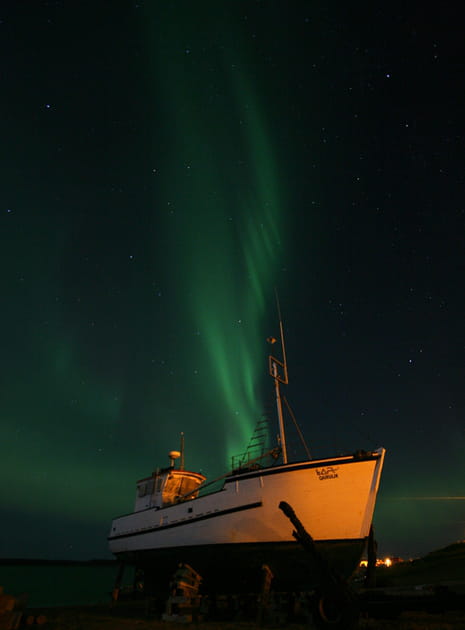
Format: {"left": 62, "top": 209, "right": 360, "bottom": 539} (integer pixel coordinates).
{"left": 180, "top": 432, "right": 185, "bottom": 470}
{"left": 277, "top": 292, "right": 289, "bottom": 383}
{"left": 268, "top": 291, "right": 289, "bottom": 464}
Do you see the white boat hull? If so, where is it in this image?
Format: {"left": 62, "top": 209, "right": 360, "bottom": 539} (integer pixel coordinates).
{"left": 108, "top": 449, "right": 385, "bottom": 591}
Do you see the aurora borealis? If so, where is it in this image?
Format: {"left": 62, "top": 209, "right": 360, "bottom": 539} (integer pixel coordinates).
{"left": 1, "top": 1, "right": 464, "bottom": 561}
{"left": 151, "top": 10, "right": 286, "bottom": 459}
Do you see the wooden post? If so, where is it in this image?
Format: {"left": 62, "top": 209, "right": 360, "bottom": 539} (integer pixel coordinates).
{"left": 111, "top": 563, "right": 125, "bottom": 602}
{"left": 257, "top": 564, "right": 274, "bottom": 625}
{"left": 365, "top": 525, "right": 377, "bottom": 588}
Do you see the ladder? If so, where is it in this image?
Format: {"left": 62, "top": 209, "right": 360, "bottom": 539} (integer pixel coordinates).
{"left": 232, "top": 415, "right": 270, "bottom": 470}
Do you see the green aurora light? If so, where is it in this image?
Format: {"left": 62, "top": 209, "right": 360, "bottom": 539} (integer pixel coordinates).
{"left": 147, "top": 8, "right": 286, "bottom": 465}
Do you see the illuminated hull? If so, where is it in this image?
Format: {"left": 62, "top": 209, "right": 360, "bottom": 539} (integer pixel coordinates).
{"left": 108, "top": 449, "right": 385, "bottom": 592}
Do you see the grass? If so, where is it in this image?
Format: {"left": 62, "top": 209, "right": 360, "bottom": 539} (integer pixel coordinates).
{"left": 360, "top": 611, "right": 465, "bottom": 630}
{"left": 375, "top": 542, "right": 465, "bottom": 587}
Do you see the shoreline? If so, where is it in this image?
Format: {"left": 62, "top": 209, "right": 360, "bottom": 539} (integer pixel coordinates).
{"left": 0, "top": 558, "right": 116, "bottom": 567}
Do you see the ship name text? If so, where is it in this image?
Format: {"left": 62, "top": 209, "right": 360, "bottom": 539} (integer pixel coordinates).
{"left": 316, "top": 466, "right": 339, "bottom": 481}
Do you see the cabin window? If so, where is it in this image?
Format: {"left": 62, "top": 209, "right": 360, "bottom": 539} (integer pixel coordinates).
{"left": 162, "top": 475, "right": 182, "bottom": 505}
{"left": 138, "top": 479, "right": 154, "bottom": 498}
{"left": 178, "top": 476, "right": 202, "bottom": 500}
{"left": 154, "top": 475, "right": 163, "bottom": 494}
{"left": 162, "top": 474, "right": 203, "bottom": 505}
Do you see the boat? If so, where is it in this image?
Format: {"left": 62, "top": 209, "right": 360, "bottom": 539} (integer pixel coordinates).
{"left": 108, "top": 319, "right": 385, "bottom": 593}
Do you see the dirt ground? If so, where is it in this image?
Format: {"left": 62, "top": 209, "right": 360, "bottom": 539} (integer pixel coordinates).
{"left": 20, "top": 603, "right": 465, "bottom": 630}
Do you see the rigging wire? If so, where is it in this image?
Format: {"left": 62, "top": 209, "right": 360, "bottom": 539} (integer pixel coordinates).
{"left": 283, "top": 395, "right": 312, "bottom": 459}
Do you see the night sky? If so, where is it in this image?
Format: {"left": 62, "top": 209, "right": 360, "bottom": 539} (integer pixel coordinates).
{"left": 1, "top": 1, "right": 464, "bottom": 562}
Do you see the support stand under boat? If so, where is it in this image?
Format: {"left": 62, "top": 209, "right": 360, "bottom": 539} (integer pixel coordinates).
{"left": 256, "top": 564, "right": 274, "bottom": 626}
{"left": 162, "top": 563, "right": 203, "bottom": 623}
{"left": 111, "top": 563, "right": 126, "bottom": 603}
{"left": 279, "top": 501, "right": 359, "bottom": 630}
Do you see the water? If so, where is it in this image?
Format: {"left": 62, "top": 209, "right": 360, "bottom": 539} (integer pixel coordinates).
{"left": 0, "top": 562, "right": 135, "bottom": 608}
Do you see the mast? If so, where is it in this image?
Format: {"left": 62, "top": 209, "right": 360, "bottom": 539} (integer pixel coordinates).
{"left": 268, "top": 310, "right": 289, "bottom": 464}
{"left": 180, "top": 432, "right": 185, "bottom": 470}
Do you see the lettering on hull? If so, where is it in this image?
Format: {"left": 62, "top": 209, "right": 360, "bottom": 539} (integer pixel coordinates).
{"left": 316, "top": 466, "right": 339, "bottom": 481}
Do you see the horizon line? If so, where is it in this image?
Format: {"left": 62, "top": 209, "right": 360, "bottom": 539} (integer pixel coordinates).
{"left": 385, "top": 496, "right": 465, "bottom": 501}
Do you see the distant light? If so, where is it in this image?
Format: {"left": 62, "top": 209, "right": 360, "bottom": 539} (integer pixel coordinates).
{"left": 361, "top": 557, "right": 397, "bottom": 568}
